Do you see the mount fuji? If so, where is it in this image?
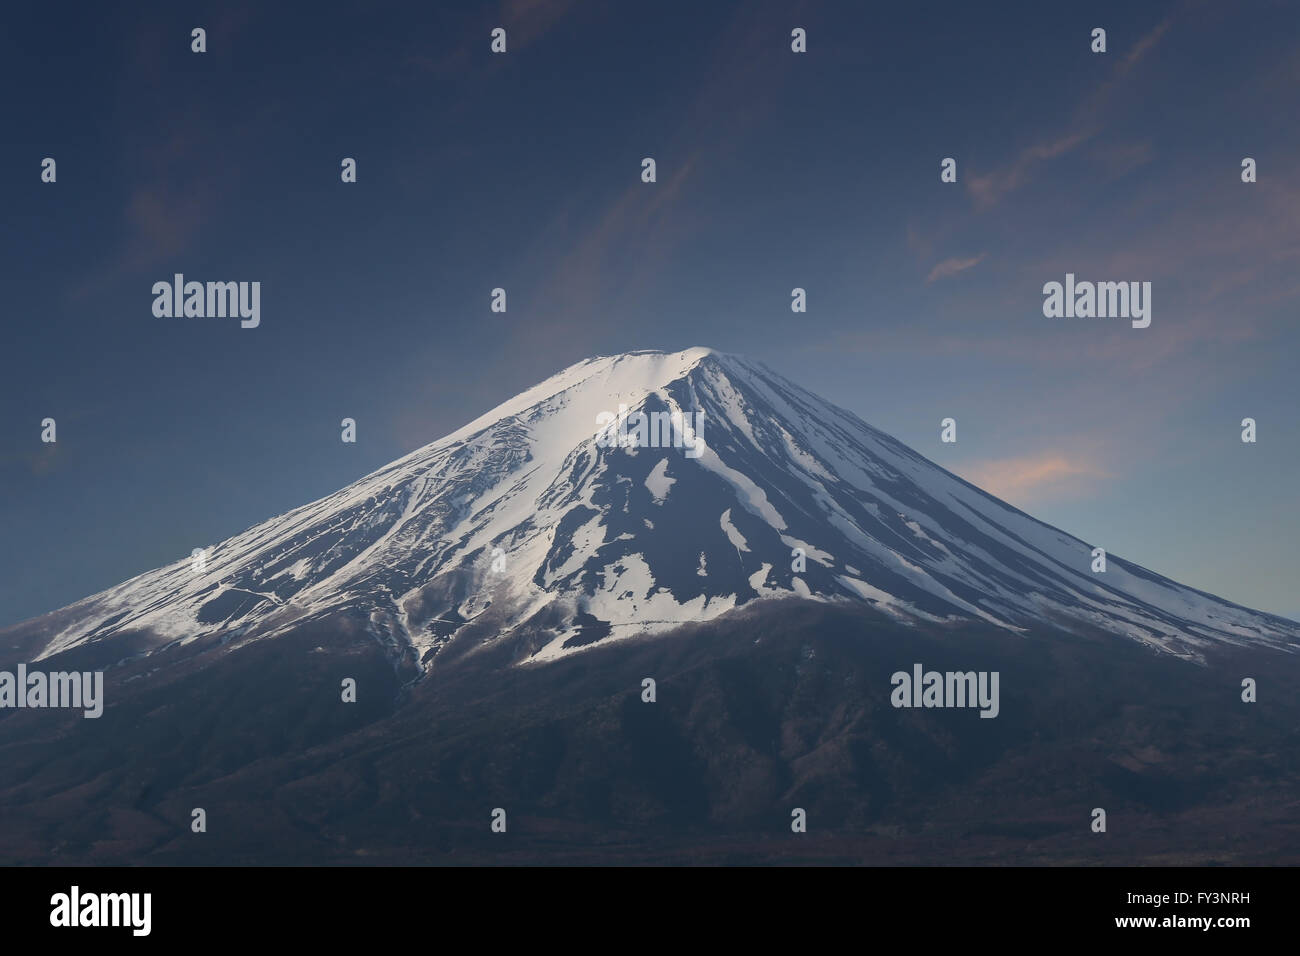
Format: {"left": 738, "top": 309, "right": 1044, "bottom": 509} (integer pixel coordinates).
{"left": 4, "top": 347, "right": 1300, "bottom": 866}
{"left": 12, "top": 347, "right": 1295, "bottom": 670}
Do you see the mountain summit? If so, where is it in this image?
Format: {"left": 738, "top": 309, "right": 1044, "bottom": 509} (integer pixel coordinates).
{"left": 19, "top": 348, "right": 1298, "bottom": 667}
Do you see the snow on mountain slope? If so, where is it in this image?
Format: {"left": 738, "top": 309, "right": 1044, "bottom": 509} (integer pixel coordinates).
{"left": 20, "top": 347, "right": 1299, "bottom": 666}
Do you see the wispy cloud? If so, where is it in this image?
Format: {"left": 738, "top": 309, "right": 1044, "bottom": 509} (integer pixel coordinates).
{"left": 926, "top": 253, "right": 986, "bottom": 283}
{"left": 955, "top": 452, "right": 1111, "bottom": 504}
{"left": 968, "top": 131, "right": 1093, "bottom": 209}
{"left": 1090, "top": 140, "right": 1156, "bottom": 178}
{"left": 967, "top": 16, "right": 1174, "bottom": 209}
{"left": 530, "top": 154, "right": 699, "bottom": 320}
{"left": 500, "top": 0, "right": 580, "bottom": 49}
{"left": 406, "top": 0, "right": 579, "bottom": 77}
{"left": 66, "top": 126, "right": 238, "bottom": 301}
{"left": 505, "top": 0, "right": 794, "bottom": 357}
{"left": 0, "top": 443, "right": 63, "bottom": 478}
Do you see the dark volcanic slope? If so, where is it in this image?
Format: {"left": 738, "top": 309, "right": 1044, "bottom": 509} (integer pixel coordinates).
{"left": 2, "top": 602, "right": 1296, "bottom": 865}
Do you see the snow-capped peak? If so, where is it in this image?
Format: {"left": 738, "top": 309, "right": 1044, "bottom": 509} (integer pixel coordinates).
{"left": 24, "top": 348, "right": 1298, "bottom": 666}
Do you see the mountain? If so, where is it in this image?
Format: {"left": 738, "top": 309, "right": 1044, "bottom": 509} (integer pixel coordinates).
{"left": 3, "top": 348, "right": 1298, "bottom": 866}
{"left": 12, "top": 347, "right": 1296, "bottom": 669}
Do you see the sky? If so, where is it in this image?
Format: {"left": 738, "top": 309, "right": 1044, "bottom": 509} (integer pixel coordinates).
{"left": 2, "top": 0, "right": 1298, "bottom": 626}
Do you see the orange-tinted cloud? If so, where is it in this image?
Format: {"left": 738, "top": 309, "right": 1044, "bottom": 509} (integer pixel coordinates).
{"left": 955, "top": 452, "right": 1111, "bottom": 504}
